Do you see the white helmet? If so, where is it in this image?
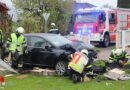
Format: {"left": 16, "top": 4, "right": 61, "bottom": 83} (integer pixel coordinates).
{"left": 16, "top": 27, "right": 24, "bottom": 34}
{"left": 114, "top": 49, "right": 122, "bottom": 56}
{"left": 81, "top": 49, "right": 88, "bottom": 55}
{"left": 51, "top": 23, "right": 55, "bottom": 26}
{"left": 70, "top": 32, "right": 74, "bottom": 35}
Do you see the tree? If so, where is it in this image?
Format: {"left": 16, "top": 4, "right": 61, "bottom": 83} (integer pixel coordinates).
{"left": 118, "top": 0, "right": 130, "bottom": 8}
{"left": 12, "top": 0, "right": 74, "bottom": 34}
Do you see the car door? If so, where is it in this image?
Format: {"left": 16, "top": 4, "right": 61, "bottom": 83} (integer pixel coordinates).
{"left": 28, "top": 36, "right": 55, "bottom": 65}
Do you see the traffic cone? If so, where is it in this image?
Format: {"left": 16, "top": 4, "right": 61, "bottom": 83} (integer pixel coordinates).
{"left": 0, "top": 77, "right": 5, "bottom": 87}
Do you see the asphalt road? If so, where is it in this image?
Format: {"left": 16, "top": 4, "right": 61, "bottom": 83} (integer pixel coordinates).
{"left": 96, "top": 44, "right": 130, "bottom": 62}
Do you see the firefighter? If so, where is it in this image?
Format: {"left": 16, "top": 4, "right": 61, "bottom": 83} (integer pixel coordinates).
{"left": 107, "top": 48, "right": 129, "bottom": 67}
{"left": 7, "top": 27, "right": 28, "bottom": 73}
{"left": 48, "top": 23, "right": 59, "bottom": 34}
{"left": 0, "top": 28, "right": 3, "bottom": 47}
{"left": 68, "top": 49, "right": 89, "bottom": 83}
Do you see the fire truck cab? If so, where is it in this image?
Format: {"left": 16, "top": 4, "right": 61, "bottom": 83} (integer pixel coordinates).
{"left": 70, "top": 8, "right": 130, "bottom": 47}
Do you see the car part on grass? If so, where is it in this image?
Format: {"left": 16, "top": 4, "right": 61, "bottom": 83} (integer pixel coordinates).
{"left": 0, "top": 59, "right": 17, "bottom": 73}
{"left": 119, "top": 74, "right": 130, "bottom": 80}
{"left": 55, "top": 61, "right": 68, "bottom": 76}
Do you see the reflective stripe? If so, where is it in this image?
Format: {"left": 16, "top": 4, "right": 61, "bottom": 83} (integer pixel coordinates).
{"left": 18, "top": 64, "right": 23, "bottom": 67}
{"left": 49, "top": 29, "right": 58, "bottom": 31}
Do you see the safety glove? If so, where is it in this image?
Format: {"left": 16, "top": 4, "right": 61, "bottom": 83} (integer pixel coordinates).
{"left": 25, "top": 50, "right": 28, "bottom": 55}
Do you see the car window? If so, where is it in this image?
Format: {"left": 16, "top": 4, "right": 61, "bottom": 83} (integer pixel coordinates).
{"left": 24, "top": 36, "right": 30, "bottom": 45}
{"left": 30, "top": 36, "right": 46, "bottom": 47}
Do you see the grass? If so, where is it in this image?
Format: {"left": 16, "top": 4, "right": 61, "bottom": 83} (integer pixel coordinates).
{"left": 1, "top": 74, "right": 130, "bottom": 90}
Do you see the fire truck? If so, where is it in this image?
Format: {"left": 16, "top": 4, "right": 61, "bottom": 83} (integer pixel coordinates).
{"left": 69, "top": 8, "right": 130, "bottom": 47}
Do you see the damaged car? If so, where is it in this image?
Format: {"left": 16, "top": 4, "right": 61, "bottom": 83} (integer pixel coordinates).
{"left": 2, "top": 33, "right": 97, "bottom": 76}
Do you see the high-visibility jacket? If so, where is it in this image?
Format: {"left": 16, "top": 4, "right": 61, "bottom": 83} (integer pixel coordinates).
{"left": 68, "top": 52, "right": 88, "bottom": 74}
{"left": 0, "top": 29, "right": 3, "bottom": 43}
{"left": 7, "top": 33, "right": 27, "bottom": 54}
{"left": 108, "top": 49, "right": 129, "bottom": 63}
{"left": 49, "top": 28, "right": 58, "bottom": 32}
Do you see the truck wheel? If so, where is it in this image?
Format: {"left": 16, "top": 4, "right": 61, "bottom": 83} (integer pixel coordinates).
{"left": 103, "top": 34, "right": 110, "bottom": 47}
{"left": 55, "top": 61, "right": 68, "bottom": 76}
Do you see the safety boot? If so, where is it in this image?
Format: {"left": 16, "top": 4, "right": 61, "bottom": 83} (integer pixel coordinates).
{"left": 18, "top": 67, "right": 24, "bottom": 74}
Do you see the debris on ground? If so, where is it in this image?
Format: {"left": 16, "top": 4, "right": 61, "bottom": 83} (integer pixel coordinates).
{"left": 59, "top": 79, "right": 63, "bottom": 82}
{"left": 0, "top": 59, "right": 17, "bottom": 73}
{"left": 119, "top": 74, "right": 130, "bottom": 80}
{"left": 31, "top": 67, "right": 56, "bottom": 76}
{"left": 0, "top": 68, "right": 8, "bottom": 74}
{"left": 16, "top": 75, "right": 27, "bottom": 79}
{"left": 104, "top": 68, "right": 125, "bottom": 80}
{"left": 4, "top": 74, "right": 14, "bottom": 77}
{"left": 84, "top": 76, "right": 91, "bottom": 82}
{"left": 106, "top": 82, "right": 112, "bottom": 86}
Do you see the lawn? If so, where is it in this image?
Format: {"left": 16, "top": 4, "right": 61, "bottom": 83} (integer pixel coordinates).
{"left": 0, "top": 62, "right": 130, "bottom": 90}
{"left": 0, "top": 72, "right": 130, "bottom": 90}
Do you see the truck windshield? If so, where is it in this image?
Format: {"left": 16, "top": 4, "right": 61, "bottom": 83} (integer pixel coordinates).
{"left": 75, "top": 14, "right": 98, "bottom": 23}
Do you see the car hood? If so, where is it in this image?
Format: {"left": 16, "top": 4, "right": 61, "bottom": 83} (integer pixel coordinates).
{"left": 60, "top": 42, "right": 94, "bottom": 52}
{"left": 72, "top": 42, "right": 94, "bottom": 51}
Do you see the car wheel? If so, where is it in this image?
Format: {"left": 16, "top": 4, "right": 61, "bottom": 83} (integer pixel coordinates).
{"left": 55, "top": 61, "right": 68, "bottom": 76}
{"left": 103, "top": 34, "right": 110, "bottom": 47}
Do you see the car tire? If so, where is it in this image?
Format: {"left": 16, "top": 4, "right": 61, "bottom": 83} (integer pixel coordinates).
{"left": 103, "top": 34, "right": 110, "bottom": 47}
{"left": 55, "top": 61, "right": 68, "bottom": 76}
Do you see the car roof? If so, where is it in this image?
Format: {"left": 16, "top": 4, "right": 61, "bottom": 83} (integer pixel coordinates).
{"left": 24, "top": 33, "right": 59, "bottom": 37}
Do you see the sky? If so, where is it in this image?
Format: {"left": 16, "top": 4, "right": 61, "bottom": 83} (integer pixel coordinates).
{"left": 76, "top": 0, "right": 118, "bottom": 7}
{"left": 1, "top": 0, "right": 118, "bottom": 21}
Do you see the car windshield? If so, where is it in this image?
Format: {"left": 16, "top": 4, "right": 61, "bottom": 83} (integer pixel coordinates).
{"left": 44, "top": 35, "right": 72, "bottom": 47}
{"left": 75, "top": 13, "right": 98, "bottom": 23}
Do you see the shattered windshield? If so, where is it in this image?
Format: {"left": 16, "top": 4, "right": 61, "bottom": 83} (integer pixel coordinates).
{"left": 75, "top": 13, "right": 98, "bottom": 23}
{"left": 44, "top": 35, "right": 72, "bottom": 47}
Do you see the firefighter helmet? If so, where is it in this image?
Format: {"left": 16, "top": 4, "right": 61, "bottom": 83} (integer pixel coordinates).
{"left": 16, "top": 27, "right": 24, "bottom": 34}
{"left": 114, "top": 49, "right": 122, "bottom": 56}
{"left": 81, "top": 49, "right": 88, "bottom": 56}
{"left": 51, "top": 23, "right": 55, "bottom": 26}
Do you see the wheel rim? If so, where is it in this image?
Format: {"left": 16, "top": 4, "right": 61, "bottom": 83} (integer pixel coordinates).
{"left": 3, "top": 57, "right": 12, "bottom": 66}
{"left": 105, "top": 35, "right": 109, "bottom": 46}
{"left": 56, "top": 62, "right": 66, "bottom": 75}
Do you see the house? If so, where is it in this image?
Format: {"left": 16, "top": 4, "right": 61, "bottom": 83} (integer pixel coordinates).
{"left": 0, "top": 2, "right": 9, "bottom": 13}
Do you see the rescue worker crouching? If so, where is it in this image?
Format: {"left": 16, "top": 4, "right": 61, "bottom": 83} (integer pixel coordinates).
{"left": 68, "top": 49, "right": 89, "bottom": 83}
{"left": 6, "top": 27, "right": 28, "bottom": 74}
{"left": 48, "top": 23, "right": 60, "bottom": 34}
{"left": 107, "top": 48, "right": 129, "bottom": 68}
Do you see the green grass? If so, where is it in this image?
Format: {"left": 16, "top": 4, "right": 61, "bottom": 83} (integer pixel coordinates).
{"left": 1, "top": 74, "right": 130, "bottom": 90}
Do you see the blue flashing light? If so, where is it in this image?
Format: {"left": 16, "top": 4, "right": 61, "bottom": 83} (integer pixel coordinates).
{"left": 78, "top": 8, "right": 84, "bottom": 12}
{"left": 87, "top": 29, "right": 92, "bottom": 33}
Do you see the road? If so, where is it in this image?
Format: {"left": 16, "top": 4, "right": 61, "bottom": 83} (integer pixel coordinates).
{"left": 96, "top": 44, "right": 130, "bottom": 62}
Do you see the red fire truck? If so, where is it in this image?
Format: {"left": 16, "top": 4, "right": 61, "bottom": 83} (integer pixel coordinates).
{"left": 70, "top": 8, "right": 130, "bottom": 47}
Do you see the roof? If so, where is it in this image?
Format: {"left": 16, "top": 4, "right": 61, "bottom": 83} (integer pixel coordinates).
{"left": 24, "top": 33, "right": 59, "bottom": 37}
{"left": 0, "top": 2, "right": 9, "bottom": 13}
{"left": 73, "top": 2, "right": 97, "bottom": 11}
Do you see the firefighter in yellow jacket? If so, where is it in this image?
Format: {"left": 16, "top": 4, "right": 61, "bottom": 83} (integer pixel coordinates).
{"left": 108, "top": 48, "right": 129, "bottom": 67}
{"left": 48, "top": 23, "right": 60, "bottom": 34}
{"left": 68, "top": 49, "right": 89, "bottom": 83}
{"left": 7, "top": 27, "right": 27, "bottom": 73}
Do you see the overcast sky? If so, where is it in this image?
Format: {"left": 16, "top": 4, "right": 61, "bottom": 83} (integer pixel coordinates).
{"left": 1, "top": 0, "right": 118, "bottom": 21}
{"left": 76, "top": 0, "right": 118, "bottom": 7}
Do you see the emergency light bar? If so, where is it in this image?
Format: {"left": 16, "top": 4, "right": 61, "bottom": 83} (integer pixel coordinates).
{"left": 77, "top": 7, "right": 110, "bottom": 13}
